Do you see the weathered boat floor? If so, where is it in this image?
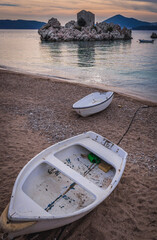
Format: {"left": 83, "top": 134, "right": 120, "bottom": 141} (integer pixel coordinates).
{"left": 23, "top": 145, "right": 115, "bottom": 216}
{"left": 55, "top": 144, "right": 115, "bottom": 188}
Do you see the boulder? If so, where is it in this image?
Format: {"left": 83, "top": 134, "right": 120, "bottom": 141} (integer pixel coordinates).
{"left": 151, "top": 32, "right": 157, "bottom": 38}
{"left": 65, "top": 20, "right": 76, "bottom": 29}
{"left": 121, "top": 27, "right": 132, "bottom": 40}
{"left": 48, "top": 17, "right": 61, "bottom": 28}
{"left": 96, "top": 22, "right": 108, "bottom": 33}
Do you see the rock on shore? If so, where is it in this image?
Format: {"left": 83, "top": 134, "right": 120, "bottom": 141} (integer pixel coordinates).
{"left": 151, "top": 32, "right": 157, "bottom": 38}
{"left": 38, "top": 17, "right": 132, "bottom": 42}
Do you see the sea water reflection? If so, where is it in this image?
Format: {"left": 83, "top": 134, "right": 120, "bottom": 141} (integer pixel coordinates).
{"left": 0, "top": 30, "right": 157, "bottom": 102}
{"left": 40, "top": 40, "right": 132, "bottom": 69}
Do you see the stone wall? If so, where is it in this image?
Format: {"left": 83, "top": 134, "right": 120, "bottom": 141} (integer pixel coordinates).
{"left": 77, "top": 10, "right": 95, "bottom": 27}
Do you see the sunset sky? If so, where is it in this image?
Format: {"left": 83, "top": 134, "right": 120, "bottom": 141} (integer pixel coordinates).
{"left": 0, "top": 0, "right": 157, "bottom": 24}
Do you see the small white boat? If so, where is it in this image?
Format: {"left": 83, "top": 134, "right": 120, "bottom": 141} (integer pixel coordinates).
{"left": 139, "top": 39, "right": 154, "bottom": 43}
{"left": 0, "top": 131, "right": 127, "bottom": 239}
{"left": 73, "top": 91, "right": 114, "bottom": 117}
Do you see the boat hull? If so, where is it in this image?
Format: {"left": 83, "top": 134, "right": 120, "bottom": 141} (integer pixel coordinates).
{"left": 139, "top": 39, "right": 154, "bottom": 43}
{"left": 0, "top": 204, "right": 93, "bottom": 239}
{"left": 0, "top": 131, "right": 127, "bottom": 239}
{"left": 73, "top": 92, "right": 114, "bottom": 117}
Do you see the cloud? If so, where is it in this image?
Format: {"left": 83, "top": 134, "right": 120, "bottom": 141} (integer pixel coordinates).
{"left": 111, "top": 0, "right": 157, "bottom": 13}
{"left": 51, "top": 5, "right": 78, "bottom": 10}
{"left": 0, "top": 0, "right": 156, "bottom": 23}
{"left": 130, "top": 0, "right": 157, "bottom": 3}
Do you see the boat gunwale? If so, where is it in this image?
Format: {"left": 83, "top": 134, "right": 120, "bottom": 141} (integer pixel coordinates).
{"left": 73, "top": 92, "right": 114, "bottom": 110}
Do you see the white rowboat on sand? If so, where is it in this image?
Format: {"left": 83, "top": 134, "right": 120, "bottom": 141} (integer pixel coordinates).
{"left": 0, "top": 131, "right": 127, "bottom": 239}
{"left": 73, "top": 91, "right": 114, "bottom": 117}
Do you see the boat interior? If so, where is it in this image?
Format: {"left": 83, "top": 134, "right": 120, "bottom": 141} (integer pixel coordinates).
{"left": 22, "top": 144, "right": 116, "bottom": 216}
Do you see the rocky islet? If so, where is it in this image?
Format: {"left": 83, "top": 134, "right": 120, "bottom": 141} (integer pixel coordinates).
{"left": 38, "top": 11, "right": 132, "bottom": 42}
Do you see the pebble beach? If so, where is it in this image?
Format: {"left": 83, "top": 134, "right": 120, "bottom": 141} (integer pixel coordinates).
{"left": 0, "top": 69, "right": 157, "bottom": 240}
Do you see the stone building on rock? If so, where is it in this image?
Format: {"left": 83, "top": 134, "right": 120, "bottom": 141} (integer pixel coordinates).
{"left": 77, "top": 10, "right": 95, "bottom": 27}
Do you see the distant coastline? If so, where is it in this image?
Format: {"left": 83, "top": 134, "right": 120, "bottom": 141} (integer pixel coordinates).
{"left": 0, "top": 15, "right": 157, "bottom": 30}
{"left": 0, "top": 19, "right": 46, "bottom": 29}
{"left": 132, "top": 25, "right": 157, "bottom": 30}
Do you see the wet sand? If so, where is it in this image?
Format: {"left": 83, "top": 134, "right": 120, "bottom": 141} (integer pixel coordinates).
{"left": 0, "top": 69, "right": 157, "bottom": 240}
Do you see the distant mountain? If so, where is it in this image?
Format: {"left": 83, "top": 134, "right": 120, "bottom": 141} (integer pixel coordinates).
{"left": 104, "top": 15, "right": 157, "bottom": 30}
{"left": 0, "top": 20, "right": 46, "bottom": 29}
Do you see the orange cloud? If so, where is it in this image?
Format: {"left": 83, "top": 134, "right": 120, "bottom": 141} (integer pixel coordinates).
{"left": 0, "top": 0, "right": 156, "bottom": 24}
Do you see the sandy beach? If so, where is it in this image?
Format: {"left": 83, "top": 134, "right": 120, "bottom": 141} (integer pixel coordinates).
{"left": 0, "top": 69, "right": 157, "bottom": 240}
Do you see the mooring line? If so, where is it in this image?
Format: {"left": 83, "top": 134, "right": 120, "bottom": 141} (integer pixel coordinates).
{"left": 117, "top": 105, "right": 150, "bottom": 145}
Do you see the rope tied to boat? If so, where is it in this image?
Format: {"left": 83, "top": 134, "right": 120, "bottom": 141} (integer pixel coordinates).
{"left": 117, "top": 105, "right": 150, "bottom": 145}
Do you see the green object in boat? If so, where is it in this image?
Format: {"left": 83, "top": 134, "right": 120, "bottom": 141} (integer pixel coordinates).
{"left": 88, "top": 153, "right": 101, "bottom": 164}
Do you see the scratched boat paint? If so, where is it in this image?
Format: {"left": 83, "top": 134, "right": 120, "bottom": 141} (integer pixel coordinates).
{"left": 0, "top": 131, "right": 127, "bottom": 239}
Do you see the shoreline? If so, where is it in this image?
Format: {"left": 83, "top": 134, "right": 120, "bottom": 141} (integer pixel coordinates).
{"left": 0, "top": 67, "right": 157, "bottom": 106}
{"left": 0, "top": 69, "right": 157, "bottom": 240}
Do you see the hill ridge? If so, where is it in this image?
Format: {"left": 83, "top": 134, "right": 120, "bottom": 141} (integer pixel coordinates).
{"left": 104, "top": 15, "right": 157, "bottom": 30}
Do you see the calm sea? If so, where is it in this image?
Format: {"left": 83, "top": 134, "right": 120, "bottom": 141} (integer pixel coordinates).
{"left": 0, "top": 29, "right": 157, "bottom": 102}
